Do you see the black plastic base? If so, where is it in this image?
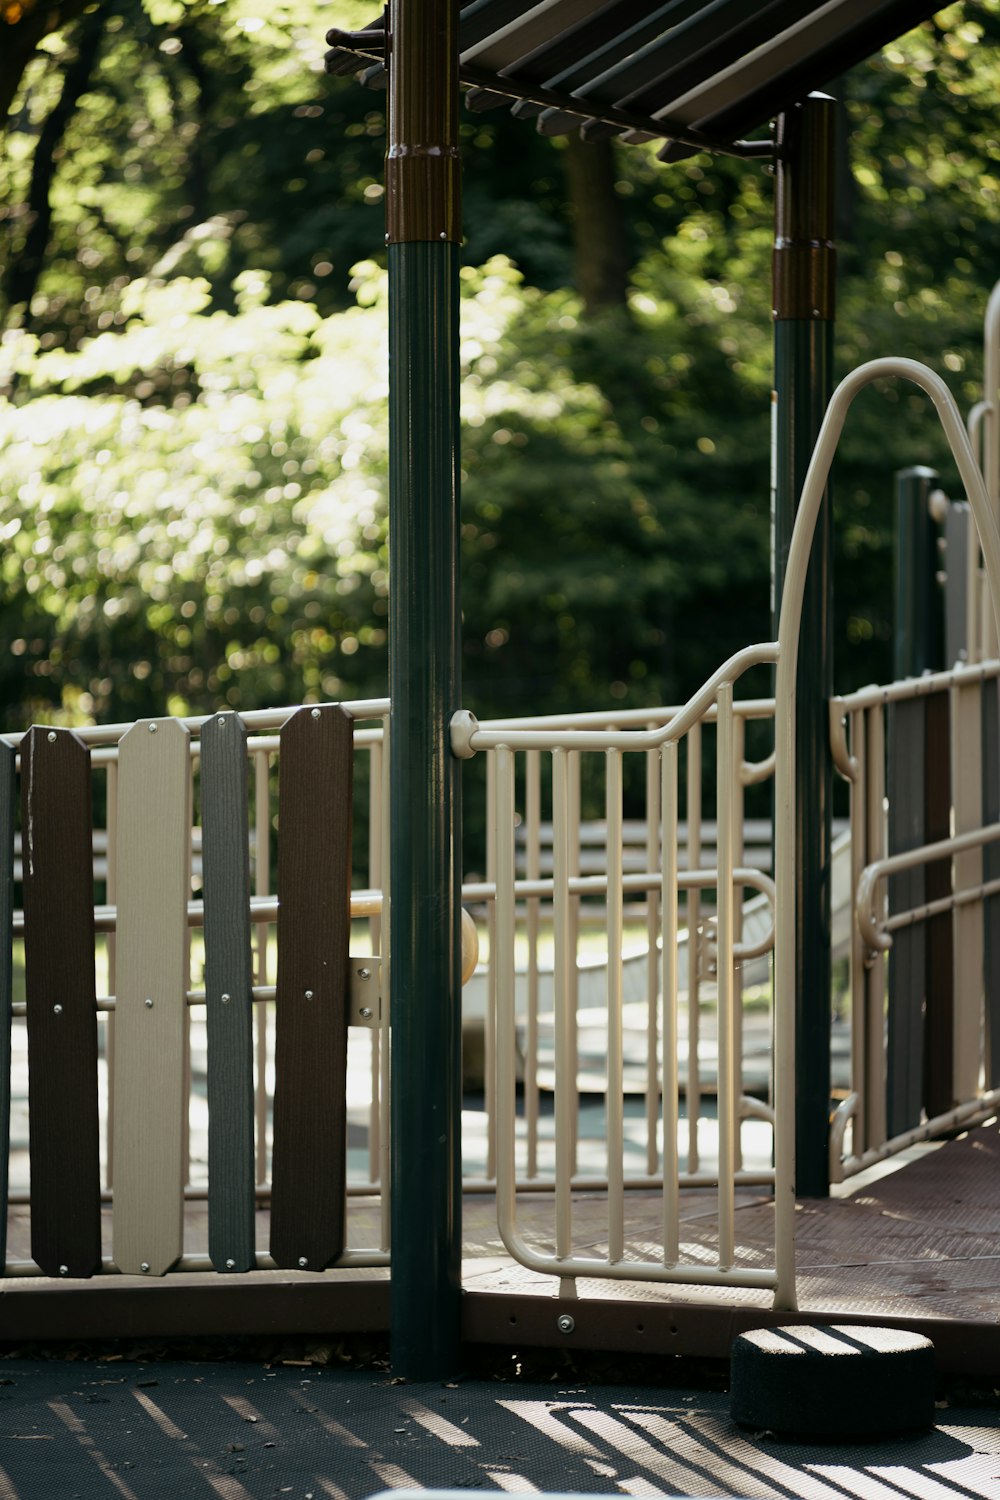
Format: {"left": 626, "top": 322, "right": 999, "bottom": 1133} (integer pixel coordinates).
{"left": 731, "top": 1324, "right": 935, "bottom": 1438}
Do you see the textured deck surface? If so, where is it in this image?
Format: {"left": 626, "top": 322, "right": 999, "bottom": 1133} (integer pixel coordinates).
{"left": 5, "top": 1120, "right": 1000, "bottom": 1356}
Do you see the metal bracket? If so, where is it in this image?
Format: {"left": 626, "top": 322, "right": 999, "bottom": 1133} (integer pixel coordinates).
{"left": 350, "top": 957, "right": 382, "bottom": 1026}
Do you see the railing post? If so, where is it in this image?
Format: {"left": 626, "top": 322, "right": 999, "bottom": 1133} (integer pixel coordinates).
{"left": 386, "top": 0, "right": 463, "bottom": 1379}
{"left": 772, "top": 93, "right": 836, "bottom": 1198}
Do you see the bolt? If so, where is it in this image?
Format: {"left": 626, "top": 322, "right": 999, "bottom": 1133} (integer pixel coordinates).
{"left": 357, "top": 967, "right": 371, "bottom": 981}
{"left": 557, "top": 1314, "right": 575, "bottom": 1335}
{"left": 221, "top": 992, "right": 231, "bottom": 1005}
{"left": 149, "top": 722, "right": 158, "bottom": 733}
{"left": 298, "top": 1257, "right": 308, "bottom": 1268}
{"left": 384, "top": 232, "right": 390, "bottom": 244}
{"left": 141, "top": 1262, "right": 150, "bottom": 1273}
{"left": 225, "top": 1258, "right": 235, "bottom": 1270}
{"left": 439, "top": 230, "right": 447, "bottom": 240}
{"left": 145, "top": 997, "right": 154, "bottom": 1008}
{"left": 53, "top": 1004, "right": 62, "bottom": 1015}
{"left": 311, "top": 707, "right": 321, "bottom": 720}
{"left": 360, "top": 1006, "right": 373, "bottom": 1020}
{"left": 304, "top": 989, "right": 314, "bottom": 1000}
{"left": 47, "top": 731, "right": 57, "bottom": 743}
{"left": 59, "top": 1265, "right": 68, "bottom": 1276}
{"left": 218, "top": 715, "right": 226, "bottom": 726}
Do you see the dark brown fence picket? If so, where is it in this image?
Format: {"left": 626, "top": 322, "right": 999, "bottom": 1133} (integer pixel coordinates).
{"left": 886, "top": 698, "right": 926, "bottom": 1137}
{"left": 269, "top": 705, "right": 353, "bottom": 1272}
{"left": 0, "top": 739, "right": 14, "bottom": 1271}
{"left": 21, "top": 727, "right": 102, "bottom": 1278}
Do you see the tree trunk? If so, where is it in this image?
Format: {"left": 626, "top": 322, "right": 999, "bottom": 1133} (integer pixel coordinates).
{"left": 2, "top": 4, "right": 107, "bottom": 328}
{"left": 562, "top": 134, "right": 630, "bottom": 314}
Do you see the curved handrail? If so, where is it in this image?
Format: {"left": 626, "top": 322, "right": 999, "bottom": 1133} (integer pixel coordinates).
{"left": 771, "top": 354, "right": 1000, "bottom": 1311}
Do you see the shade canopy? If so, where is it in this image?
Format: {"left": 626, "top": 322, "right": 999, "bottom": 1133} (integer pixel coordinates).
{"left": 326, "top": 0, "right": 941, "bottom": 163}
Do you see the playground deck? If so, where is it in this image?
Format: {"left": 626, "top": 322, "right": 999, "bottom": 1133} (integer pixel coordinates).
{"left": 4, "top": 1120, "right": 999, "bottom": 1375}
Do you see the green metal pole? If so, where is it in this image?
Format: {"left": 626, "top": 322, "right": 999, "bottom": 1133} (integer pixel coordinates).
{"left": 771, "top": 94, "right": 836, "bottom": 1200}
{"left": 386, "top": 0, "right": 463, "bottom": 1379}
{"left": 894, "top": 466, "right": 943, "bottom": 678}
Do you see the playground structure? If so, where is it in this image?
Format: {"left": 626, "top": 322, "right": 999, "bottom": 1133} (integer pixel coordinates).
{"left": 3, "top": 0, "right": 1000, "bottom": 1379}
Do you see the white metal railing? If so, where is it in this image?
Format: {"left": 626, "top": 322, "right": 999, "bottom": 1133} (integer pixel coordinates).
{"left": 829, "top": 661, "right": 1000, "bottom": 1182}
{"left": 452, "top": 646, "right": 783, "bottom": 1297}
{"left": 453, "top": 354, "right": 1000, "bottom": 1311}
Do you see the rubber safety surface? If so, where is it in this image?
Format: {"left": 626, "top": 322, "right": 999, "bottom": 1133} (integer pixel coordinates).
{"left": 0, "top": 1358, "right": 997, "bottom": 1500}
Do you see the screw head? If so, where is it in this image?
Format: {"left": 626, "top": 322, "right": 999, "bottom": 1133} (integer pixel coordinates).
{"left": 47, "top": 731, "right": 57, "bottom": 743}
{"left": 140, "top": 1262, "right": 150, "bottom": 1273}
{"left": 225, "top": 1258, "right": 235, "bottom": 1270}
{"left": 304, "top": 989, "right": 314, "bottom": 1000}
{"left": 439, "top": 230, "right": 447, "bottom": 240}
{"left": 557, "top": 1314, "right": 575, "bottom": 1334}
{"left": 311, "top": 707, "right": 321, "bottom": 720}
{"left": 298, "top": 1257, "right": 308, "bottom": 1268}
{"left": 144, "top": 997, "right": 154, "bottom": 1008}
{"left": 59, "top": 1265, "right": 68, "bottom": 1276}
{"left": 53, "top": 1004, "right": 63, "bottom": 1015}
{"left": 149, "top": 722, "right": 158, "bottom": 733}
{"left": 221, "top": 992, "right": 231, "bottom": 1004}
{"left": 360, "top": 1006, "right": 373, "bottom": 1020}
{"left": 218, "top": 714, "right": 226, "bottom": 725}
{"left": 357, "top": 967, "right": 371, "bottom": 981}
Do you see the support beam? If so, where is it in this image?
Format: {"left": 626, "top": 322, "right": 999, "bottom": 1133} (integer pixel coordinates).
{"left": 771, "top": 94, "right": 836, "bottom": 1199}
{"left": 386, "top": 0, "right": 464, "bottom": 1380}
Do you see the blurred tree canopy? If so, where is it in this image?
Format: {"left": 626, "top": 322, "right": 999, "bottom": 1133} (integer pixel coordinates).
{"left": 1, "top": 0, "right": 1000, "bottom": 739}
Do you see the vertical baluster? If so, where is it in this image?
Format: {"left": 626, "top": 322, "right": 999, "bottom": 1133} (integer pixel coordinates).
{"left": 379, "top": 714, "right": 392, "bottom": 1252}
{"left": 105, "top": 757, "right": 118, "bottom": 1192}
{"left": 606, "top": 750, "right": 624, "bottom": 1263}
{"left": 368, "top": 736, "right": 383, "bottom": 1187}
{"left": 661, "top": 740, "right": 680, "bottom": 1265}
{"left": 864, "top": 705, "right": 887, "bottom": 1150}
{"left": 0, "top": 740, "right": 11, "bottom": 1271}
{"left": 686, "top": 720, "right": 703, "bottom": 1172}
{"left": 715, "top": 685, "right": 736, "bottom": 1270}
{"left": 645, "top": 743, "right": 661, "bottom": 1177}
{"left": 525, "top": 749, "right": 541, "bottom": 1179}
{"left": 731, "top": 711, "right": 746, "bottom": 1173}
{"left": 552, "top": 749, "right": 573, "bottom": 1259}
{"left": 494, "top": 747, "right": 518, "bottom": 1250}
{"left": 848, "top": 709, "right": 868, "bottom": 1155}
{"left": 254, "top": 749, "right": 270, "bottom": 1191}
{"left": 953, "top": 675, "right": 984, "bottom": 1103}
{"left": 485, "top": 752, "right": 497, "bottom": 1183}
{"left": 567, "top": 750, "right": 581, "bottom": 1178}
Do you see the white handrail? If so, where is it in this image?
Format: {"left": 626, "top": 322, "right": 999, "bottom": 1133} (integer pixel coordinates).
{"left": 772, "top": 354, "right": 1000, "bottom": 1308}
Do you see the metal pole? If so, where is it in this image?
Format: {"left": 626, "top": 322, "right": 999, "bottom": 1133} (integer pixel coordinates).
{"left": 771, "top": 94, "right": 836, "bottom": 1199}
{"left": 386, "top": 0, "right": 463, "bottom": 1379}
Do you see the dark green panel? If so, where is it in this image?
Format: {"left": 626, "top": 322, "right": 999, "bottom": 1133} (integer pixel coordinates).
{"left": 21, "top": 727, "right": 102, "bottom": 1279}
{"left": 200, "top": 712, "right": 256, "bottom": 1274}
{"left": 269, "top": 705, "right": 353, "bottom": 1271}
{"left": 982, "top": 679, "right": 1000, "bottom": 1088}
{"left": 0, "top": 739, "right": 14, "bottom": 1270}
{"left": 886, "top": 697, "right": 926, "bottom": 1134}
{"left": 923, "top": 690, "right": 954, "bottom": 1116}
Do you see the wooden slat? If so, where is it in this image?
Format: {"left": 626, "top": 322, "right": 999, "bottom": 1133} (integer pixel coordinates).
{"left": 21, "top": 728, "right": 102, "bottom": 1278}
{"left": 269, "top": 705, "right": 353, "bottom": 1271}
{"left": 0, "top": 738, "right": 14, "bottom": 1270}
{"left": 112, "top": 718, "right": 192, "bottom": 1277}
{"left": 982, "top": 678, "right": 1000, "bottom": 1088}
{"left": 886, "top": 698, "right": 926, "bottom": 1137}
{"left": 923, "top": 690, "right": 954, "bottom": 1117}
{"left": 200, "top": 712, "right": 256, "bottom": 1273}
